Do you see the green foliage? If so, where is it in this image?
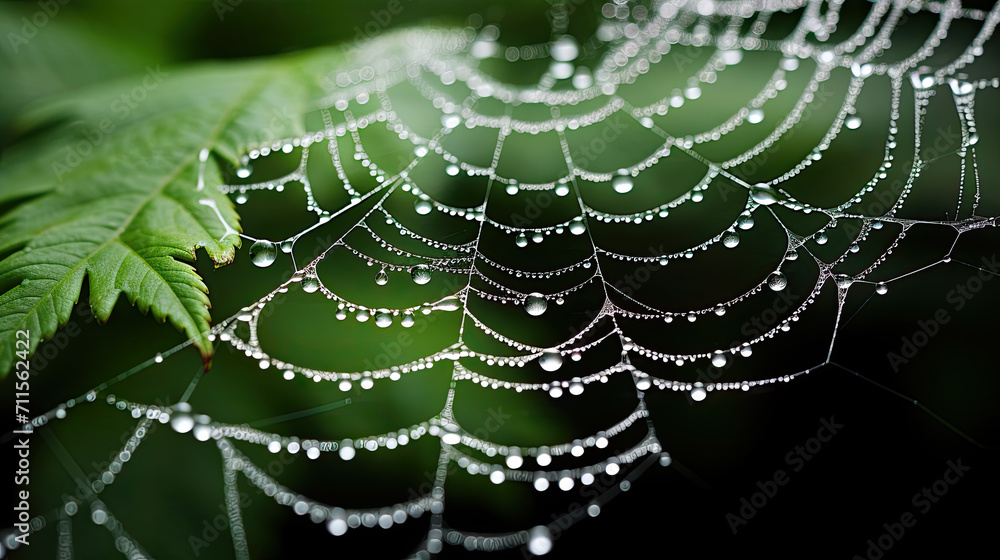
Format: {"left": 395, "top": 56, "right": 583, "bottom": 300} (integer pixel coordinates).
{"left": 0, "top": 55, "right": 328, "bottom": 374}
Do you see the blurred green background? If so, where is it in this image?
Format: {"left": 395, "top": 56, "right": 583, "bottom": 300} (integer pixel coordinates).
{"left": 2, "top": 1, "right": 999, "bottom": 559}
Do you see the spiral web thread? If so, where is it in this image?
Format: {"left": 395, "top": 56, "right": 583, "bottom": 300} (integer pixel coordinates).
{"left": 9, "top": 0, "right": 1000, "bottom": 558}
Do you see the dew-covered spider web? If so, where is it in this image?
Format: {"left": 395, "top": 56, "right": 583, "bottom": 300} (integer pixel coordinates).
{"left": 7, "top": 0, "right": 1000, "bottom": 558}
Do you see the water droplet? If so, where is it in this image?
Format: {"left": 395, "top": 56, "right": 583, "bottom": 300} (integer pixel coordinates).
{"left": 816, "top": 232, "right": 828, "bottom": 245}
{"left": 414, "top": 199, "right": 433, "bottom": 215}
{"left": 740, "top": 344, "right": 753, "bottom": 357}
{"left": 750, "top": 183, "right": 780, "bottom": 205}
{"left": 551, "top": 36, "right": 579, "bottom": 62}
{"left": 515, "top": 233, "right": 528, "bottom": 247}
{"left": 786, "top": 250, "right": 799, "bottom": 261}
{"left": 737, "top": 214, "right": 754, "bottom": 230}
{"left": 569, "top": 219, "right": 586, "bottom": 235}
{"left": 876, "top": 282, "right": 888, "bottom": 295}
{"left": 572, "top": 66, "right": 593, "bottom": 89}
{"left": 747, "top": 109, "right": 764, "bottom": 124}
{"left": 506, "top": 453, "right": 523, "bottom": 469}
{"left": 722, "top": 232, "right": 740, "bottom": 248}
{"left": 401, "top": 313, "right": 415, "bottom": 327}
{"left": 375, "top": 270, "right": 389, "bottom": 285}
{"left": 532, "top": 232, "right": 544, "bottom": 243}
{"left": 280, "top": 241, "right": 293, "bottom": 253}
{"left": 767, "top": 271, "right": 788, "bottom": 291}
{"left": 249, "top": 240, "right": 277, "bottom": 267}
{"left": 536, "top": 449, "right": 552, "bottom": 467}
{"left": 550, "top": 61, "right": 574, "bottom": 80}
{"left": 527, "top": 525, "right": 553, "bottom": 556}
{"left": 411, "top": 266, "right": 432, "bottom": 285}
{"left": 441, "top": 114, "right": 461, "bottom": 129}
{"left": 711, "top": 352, "right": 727, "bottom": 368}
{"left": 375, "top": 313, "right": 392, "bottom": 328}
{"left": 524, "top": 293, "right": 547, "bottom": 316}
{"left": 236, "top": 165, "right": 252, "bottom": 179}
{"left": 612, "top": 170, "right": 633, "bottom": 194}
{"left": 301, "top": 274, "right": 320, "bottom": 293}
{"left": 505, "top": 183, "right": 519, "bottom": 195}
{"left": 835, "top": 274, "right": 854, "bottom": 289}
{"left": 433, "top": 297, "right": 461, "bottom": 312}
{"left": 170, "top": 404, "right": 194, "bottom": 434}
{"left": 845, "top": 116, "right": 862, "bottom": 130}
{"left": 539, "top": 350, "right": 563, "bottom": 372}
{"left": 721, "top": 50, "right": 743, "bottom": 65}
{"left": 690, "top": 383, "right": 707, "bottom": 401}
{"left": 952, "top": 78, "right": 975, "bottom": 96}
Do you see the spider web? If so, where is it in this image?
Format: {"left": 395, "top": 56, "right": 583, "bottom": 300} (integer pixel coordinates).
{"left": 6, "top": 0, "right": 1000, "bottom": 558}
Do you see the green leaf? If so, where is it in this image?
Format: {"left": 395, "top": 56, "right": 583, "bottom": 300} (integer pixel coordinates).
{"left": 0, "top": 53, "right": 329, "bottom": 375}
